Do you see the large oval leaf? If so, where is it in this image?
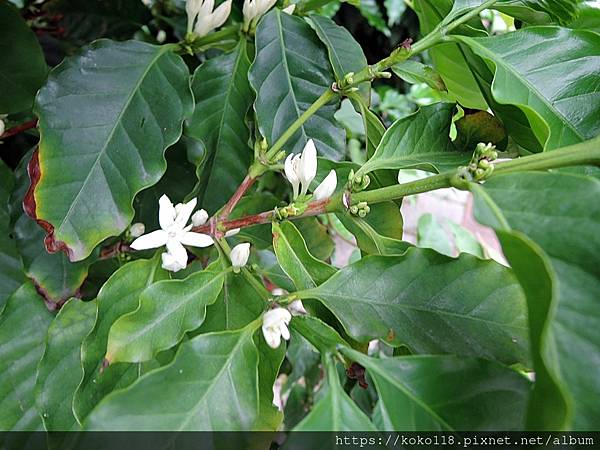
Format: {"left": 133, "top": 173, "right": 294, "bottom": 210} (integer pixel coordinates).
{"left": 186, "top": 41, "right": 254, "bottom": 214}
{"left": 0, "top": 1, "right": 47, "bottom": 114}
{"left": 0, "top": 283, "right": 52, "bottom": 430}
{"left": 249, "top": 9, "right": 345, "bottom": 159}
{"left": 456, "top": 27, "right": 600, "bottom": 150}
{"left": 85, "top": 326, "right": 260, "bottom": 430}
{"left": 35, "top": 298, "right": 96, "bottom": 431}
{"left": 343, "top": 349, "right": 530, "bottom": 431}
{"left": 33, "top": 40, "right": 193, "bottom": 261}
{"left": 472, "top": 171, "right": 600, "bottom": 430}
{"left": 105, "top": 270, "right": 225, "bottom": 363}
{"left": 298, "top": 248, "right": 529, "bottom": 365}
{"left": 74, "top": 257, "right": 167, "bottom": 423}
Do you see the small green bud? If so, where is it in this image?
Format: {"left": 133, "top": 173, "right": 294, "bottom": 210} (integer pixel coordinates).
{"left": 350, "top": 205, "right": 359, "bottom": 215}
{"left": 474, "top": 168, "right": 486, "bottom": 181}
{"left": 358, "top": 209, "right": 367, "bottom": 218}
{"left": 478, "top": 159, "right": 491, "bottom": 170}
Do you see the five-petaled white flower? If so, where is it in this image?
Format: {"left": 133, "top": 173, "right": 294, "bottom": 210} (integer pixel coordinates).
{"left": 242, "top": 0, "right": 277, "bottom": 28}
{"left": 262, "top": 307, "right": 292, "bottom": 349}
{"left": 230, "top": 242, "right": 251, "bottom": 270}
{"left": 284, "top": 139, "right": 337, "bottom": 200}
{"left": 130, "top": 195, "right": 213, "bottom": 272}
{"left": 186, "top": 0, "right": 232, "bottom": 37}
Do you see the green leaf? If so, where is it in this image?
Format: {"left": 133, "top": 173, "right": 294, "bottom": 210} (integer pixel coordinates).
{"left": 74, "top": 257, "right": 167, "bottom": 423}
{"left": 308, "top": 14, "right": 370, "bottom": 102}
{"left": 35, "top": 299, "right": 96, "bottom": 431}
{"left": 448, "top": 221, "right": 485, "bottom": 258}
{"left": 568, "top": 2, "right": 600, "bottom": 34}
{"left": 293, "top": 217, "right": 336, "bottom": 261}
{"left": 446, "top": 0, "right": 580, "bottom": 24}
{"left": 455, "top": 27, "right": 600, "bottom": 150}
{"left": 337, "top": 202, "right": 409, "bottom": 256}
{"left": 417, "top": 213, "right": 454, "bottom": 257}
{"left": 355, "top": 0, "right": 391, "bottom": 36}
{"left": 343, "top": 349, "right": 530, "bottom": 430}
{"left": 106, "top": 270, "right": 225, "bottom": 364}
{"left": 392, "top": 60, "right": 446, "bottom": 91}
{"left": 291, "top": 315, "right": 347, "bottom": 354}
{"left": 0, "top": 1, "right": 47, "bottom": 113}
{"left": 413, "top": 0, "right": 488, "bottom": 110}
{"left": 299, "top": 248, "right": 529, "bottom": 365}
{"left": 384, "top": 0, "right": 406, "bottom": 26}
{"left": 249, "top": 9, "right": 345, "bottom": 159}
{"left": 0, "top": 162, "right": 23, "bottom": 310}
{"left": 33, "top": 40, "right": 193, "bottom": 261}
{"left": 356, "top": 103, "right": 470, "bottom": 177}
{"left": 472, "top": 171, "right": 600, "bottom": 430}
{"left": 85, "top": 325, "right": 261, "bottom": 430}
{"left": 272, "top": 221, "right": 337, "bottom": 290}
{"left": 186, "top": 41, "right": 254, "bottom": 214}
{"left": 291, "top": 356, "right": 377, "bottom": 431}
{"left": 0, "top": 283, "right": 52, "bottom": 430}
{"left": 254, "top": 333, "right": 286, "bottom": 431}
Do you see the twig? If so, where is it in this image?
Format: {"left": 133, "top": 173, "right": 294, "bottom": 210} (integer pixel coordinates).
{"left": 1, "top": 119, "right": 38, "bottom": 139}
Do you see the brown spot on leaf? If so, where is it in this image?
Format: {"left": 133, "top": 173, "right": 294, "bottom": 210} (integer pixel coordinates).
{"left": 24, "top": 148, "right": 74, "bottom": 259}
{"left": 386, "top": 329, "right": 396, "bottom": 342}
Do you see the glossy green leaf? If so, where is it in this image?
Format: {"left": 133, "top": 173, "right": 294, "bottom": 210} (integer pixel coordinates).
{"left": 356, "top": 103, "right": 470, "bottom": 177}
{"left": 343, "top": 349, "right": 530, "bottom": 430}
{"left": 0, "top": 283, "right": 52, "bottom": 430}
{"left": 392, "top": 60, "right": 446, "bottom": 91}
{"left": 417, "top": 213, "right": 454, "bottom": 257}
{"left": 34, "top": 40, "right": 193, "bottom": 261}
{"left": 294, "top": 217, "right": 336, "bottom": 261}
{"left": 448, "top": 221, "right": 485, "bottom": 258}
{"left": 446, "top": 0, "right": 579, "bottom": 24}
{"left": 455, "top": 27, "right": 600, "bottom": 150}
{"left": 568, "top": 2, "right": 600, "bottom": 33}
{"left": 308, "top": 14, "right": 370, "bottom": 102}
{"left": 291, "top": 315, "right": 347, "bottom": 354}
{"left": 85, "top": 325, "right": 260, "bottom": 430}
{"left": 472, "top": 171, "right": 600, "bottom": 430}
{"left": 106, "top": 270, "right": 225, "bottom": 364}
{"left": 74, "top": 257, "right": 167, "bottom": 423}
{"left": 292, "top": 356, "right": 377, "bottom": 431}
{"left": 337, "top": 202, "right": 409, "bottom": 256}
{"left": 0, "top": 162, "right": 23, "bottom": 310}
{"left": 249, "top": 9, "right": 345, "bottom": 159}
{"left": 186, "top": 41, "right": 254, "bottom": 214}
{"left": 272, "top": 221, "right": 336, "bottom": 290}
{"left": 299, "top": 248, "right": 529, "bottom": 364}
{"left": 35, "top": 299, "right": 96, "bottom": 431}
{"left": 355, "top": 0, "right": 390, "bottom": 36}
{"left": 413, "top": 0, "right": 488, "bottom": 110}
{"left": 0, "top": 1, "right": 47, "bottom": 113}
{"left": 254, "top": 333, "right": 286, "bottom": 431}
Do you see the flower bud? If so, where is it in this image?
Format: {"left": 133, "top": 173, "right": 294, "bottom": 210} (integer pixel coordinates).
{"left": 282, "top": 4, "right": 295, "bottom": 14}
{"left": 262, "top": 307, "right": 292, "bottom": 349}
{"left": 129, "top": 222, "right": 146, "bottom": 238}
{"left": 191, "top": 209, "right": 209, "bottom": 226}
{"left": 230, "top": 242, "right": 250, "bottom": 269}
{"left": 225, "top": 227, "right": 240, "bottom": 237}
{"left": 288, "top": 300, "right": 306, "bottom": 316}
{"left": 313, "top": 170, "right": 337, "bottom": 201}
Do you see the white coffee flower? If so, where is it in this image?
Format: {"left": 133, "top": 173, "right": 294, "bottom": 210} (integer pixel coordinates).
{"left": 243, "top": 0, "right": 277, "bottom": 27}
{"left": 262, "top": 307, "right": 292, "bottom": 349}
{"left": 224, "top": 227, "right": 240, "bottom": 237}
{"left": 284, "top": 139, "right": 318, "bottom": 199}
{"left": 282, "top": 4, "right": 295, "bottom": 14}
{"left": 312, "top": 169, "right": 337, "bottom": 201}
{"left": 0, "top": 119, "right": 5, "bottom": 137}
{"left": 129, "top": 222, "right": 146, "bottom": 238}
{"left": 230, "top": 242, "right": 250, "bottom": 269}
{"left": 187, "top": 0, "right": 232, "bottom": 37}
{"left": 130, "top": 195, "right": 213, "bottom": 272}
{"left": 288, "top": 300, "right": 306, "bottom": 316}
{"left": 191, "top": 209, "right": 209, "bottom": 226}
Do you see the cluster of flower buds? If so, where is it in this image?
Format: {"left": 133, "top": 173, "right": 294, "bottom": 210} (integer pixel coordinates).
{"left": 469, "top": 142, "right": 498, "bottom": 181}
{"left": 242, "top": 0, "right": 276, "bottom": 30}
{"left": 349, "top": 201, "right": 370, "bottom": 217}
{"left": 283, "top": 139, "right": 337, "bottom": 202}
{"left": 347, "top": 169, "right": 370, "bottom": 192}
{"left": 186, "top": 0, "right": 232, "bottom": 38}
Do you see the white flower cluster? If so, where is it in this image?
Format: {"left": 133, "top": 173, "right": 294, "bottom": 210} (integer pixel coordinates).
{"left": 186, "top": 0, "right": 232, "bottom": 37}
{"left": 284, "top": 139, "right": 337, "bottom": 201}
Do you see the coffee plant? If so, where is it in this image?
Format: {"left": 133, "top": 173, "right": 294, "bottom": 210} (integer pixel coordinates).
{"left": 0, "top": 0, "right": 599, "bottom": 434}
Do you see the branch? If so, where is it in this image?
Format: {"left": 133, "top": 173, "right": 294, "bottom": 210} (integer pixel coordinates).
{"left": 1, "top": 119, "right": 38, "bottom": 139}
{"left": 218, "top": 174, "right": 257, "bottom": 220}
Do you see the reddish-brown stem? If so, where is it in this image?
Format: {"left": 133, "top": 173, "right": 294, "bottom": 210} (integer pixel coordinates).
{"left": 193, "top": 198, "right": 331, "bottom": 235}
{"left": 218, "top": 175, "right": 257, "bottom": 221}
{"left": 1, "top": 119, "right": 38, "bottom": 139}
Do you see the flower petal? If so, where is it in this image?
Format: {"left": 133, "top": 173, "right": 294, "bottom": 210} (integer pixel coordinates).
{"left": 166, "top": 240, "right": 189, "bottom": 268}
{"left": 161, "top": 251, "right": 186, "bottom": 272}
{"left": 211, "top": 0, "right": 232, "bottom": 28}
{"left": 174, "top": 197, "right": 197, "bottom": 229}
{"left": 180, "top": 232, "right": 214, "bottom": 248}
{"left": 313, "top": 169, "right": 337, "bottom": 201}
{"left": 130, "top": 230, "right": 168, "bottom": 250}
{"left": 230, "top": 242, "right": 251, "bottom": 268}
{"left": 262, "top": 325, "right": 281, "bottom": 349}
{"left": 280, "top": 323, "right": 290, "bottom": 341}
{"left": 158, "top": 195, "right": 176, "bottom": 230}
